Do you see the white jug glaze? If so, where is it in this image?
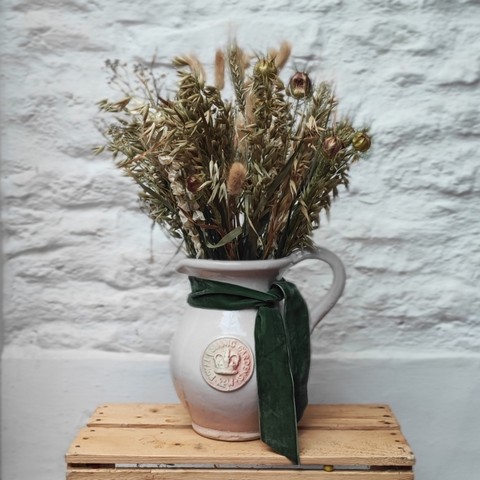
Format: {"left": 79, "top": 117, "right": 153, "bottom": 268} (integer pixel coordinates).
{"left": 170, "top": 248, "right": 346, "bottom": 441}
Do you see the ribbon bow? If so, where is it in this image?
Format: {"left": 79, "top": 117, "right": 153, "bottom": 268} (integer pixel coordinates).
{"left": 187, "top": 276, "right": 311, "bottom": 464}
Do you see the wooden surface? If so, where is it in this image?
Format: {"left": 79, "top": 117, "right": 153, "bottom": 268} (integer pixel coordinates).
{"left": 66, "top": 468, "right": 414, "bottom": 480}
{"left": 66, "top": 403, "right": 415, "bottom": 479}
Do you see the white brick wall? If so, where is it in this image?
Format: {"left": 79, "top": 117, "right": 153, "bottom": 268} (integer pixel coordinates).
{"left": 1, "top": 1, "right": 480, "bottom": 479}
{"left": 2, "top": 0, "right": 480, "bottom": 354}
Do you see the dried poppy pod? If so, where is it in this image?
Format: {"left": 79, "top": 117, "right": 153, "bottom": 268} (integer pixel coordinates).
{"left": 322, "top": 136, "right": 344, "bottom": 158}
{"left": 351, "top": 131, "right": 372, "bottom": 152}
{"left": 287, "top": 71, "right": 313, "bottom": 99}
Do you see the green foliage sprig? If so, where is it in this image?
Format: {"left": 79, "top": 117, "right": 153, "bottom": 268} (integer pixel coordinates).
{"left": 96, "top": 43, "right": 371, "bottom": 260}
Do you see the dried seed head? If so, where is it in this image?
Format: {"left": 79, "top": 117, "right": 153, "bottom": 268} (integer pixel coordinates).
{"left": 214, "top": 49, "right": 225, "bottom": 90}
{"left": 174, "top": 55, "right": 206, "bottom": 84}
{"left": 227, "top": 162, "right": 247, "bottom": 196}
{"left": 186, "top": 176, "right": 202, "bottom": 194}
{"left": 253, "top": 58, "right": 278, "bottom": 77}
{"left": 234, "top": 112, "right": 248, "bottom": 153}
{"left": 322, "top": 136, "right": 344, "bottom": 158}
{"left": 287, "top": 71, "right": 312, "bottom": 99}
{"left": 351, "top": 131, "right": 372, "bottom": 152}
{"left": 244, "top": 90, "right": 255, "bottom": 126}
{"left": 228, "top": 44, "right": 249, "bottom": 78}
{"left": 274, "top": 41, "right": 292, "bottom": 71}
{"left": 239, "top": 49, "right": 251, "bottom": 70}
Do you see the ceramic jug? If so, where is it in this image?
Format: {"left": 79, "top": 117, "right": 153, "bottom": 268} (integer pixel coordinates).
{"left": 170, "top": 247, "right": 346, "bottom": 441}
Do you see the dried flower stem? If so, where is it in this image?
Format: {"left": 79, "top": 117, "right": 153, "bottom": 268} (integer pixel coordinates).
{"left": 96, "top": 42, "right": 371, "bottom": 260}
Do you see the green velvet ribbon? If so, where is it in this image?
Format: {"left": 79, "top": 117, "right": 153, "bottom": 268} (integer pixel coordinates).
{"left": 187, "top": 276, "right": 311, "bottom": 464}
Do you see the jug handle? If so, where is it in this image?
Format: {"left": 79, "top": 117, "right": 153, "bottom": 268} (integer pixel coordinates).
{"left": 289, "top": 248, "right": 346, "bottom": 333}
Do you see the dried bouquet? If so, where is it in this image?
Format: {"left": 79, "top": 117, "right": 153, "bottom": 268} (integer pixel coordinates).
{"left": 96, "top": 42, "right": 371, "bottom": 260}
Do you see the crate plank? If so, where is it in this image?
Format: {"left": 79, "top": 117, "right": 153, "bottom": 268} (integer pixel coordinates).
{"left": 66, "top": 404, "right": 415, "bottom": 479}
{"left": 87, "top": 404, "right": 191, "bottom": 429}
{"left": 300, "top": 404, "right": 399, "bottom": 430}
{"left": 67, "top": 467, "right": 414, "bottom": 480}
{"left": 88, "top": 404, "right": 399, "bottom": 430}
{"left": 66, "top": 425, "right": 414, "bottom": 467}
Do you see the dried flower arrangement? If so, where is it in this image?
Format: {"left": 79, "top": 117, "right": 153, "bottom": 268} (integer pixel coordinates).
{"left": 96, "top": 42, "right": 371, "bottom": 260}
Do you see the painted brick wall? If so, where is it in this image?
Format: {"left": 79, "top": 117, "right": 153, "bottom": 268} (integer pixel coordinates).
{"left": 1, "top": 0, "right": 479, "bottom": 356}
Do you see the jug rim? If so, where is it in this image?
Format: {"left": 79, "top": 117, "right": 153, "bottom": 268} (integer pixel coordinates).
{"left": 177, "top": 254, "right": 297, "bottom": 275}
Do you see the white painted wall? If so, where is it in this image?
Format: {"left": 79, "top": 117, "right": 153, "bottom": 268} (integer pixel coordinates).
{"left": 1, "top": 1, "right": 479, "bottom": 479}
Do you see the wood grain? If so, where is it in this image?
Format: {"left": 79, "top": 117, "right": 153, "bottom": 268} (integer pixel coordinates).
{"left": 87, "top": 403, "right": 399, "bottom": 430}
{"left": 65, "top": 404, "right": 415, "bottom": 479}
{"left": 67, "top": 467, "right": 414, "bottom": 480}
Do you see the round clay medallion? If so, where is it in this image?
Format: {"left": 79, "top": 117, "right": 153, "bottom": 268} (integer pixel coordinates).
{"left": 200, "top": 337, "right": 255, "bottom": 392}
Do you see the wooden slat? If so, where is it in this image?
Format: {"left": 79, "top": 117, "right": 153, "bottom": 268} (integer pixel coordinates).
{"left": 66, "top": 425, "right": 414, "bottom": 467}
{"left": 67, "top": 467, "right": 414, "bottom": 480}
{"left": 88, "top": 403, "right": 399, "bottom": 430}
{"left": 87, "top": 403, "right": 191, "bottom": 428}
{"left": 66, "top": 403, "right": 415, "bottom": 478}
{"left": 301, "top": 404, "right": 399, "bottom": 430}
{"left": 87, "top": 404, "right": 191, "bottom": 428}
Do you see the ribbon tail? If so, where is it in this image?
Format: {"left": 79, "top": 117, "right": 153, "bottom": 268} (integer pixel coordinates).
{"left": 276, "top": 280, "right": 311, "bottom": 422}
{"left": 255, "top": 306, "right": 300, "bottom": 464}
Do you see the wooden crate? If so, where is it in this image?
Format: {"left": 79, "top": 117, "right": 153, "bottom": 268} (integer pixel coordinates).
{"left": 66, "top": 403, "right": 415, "bottom": 479}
